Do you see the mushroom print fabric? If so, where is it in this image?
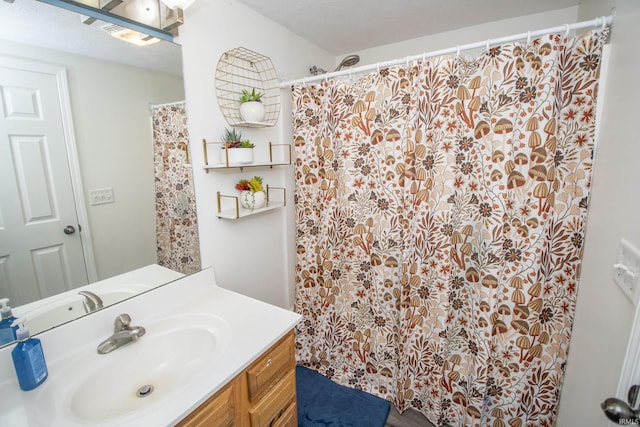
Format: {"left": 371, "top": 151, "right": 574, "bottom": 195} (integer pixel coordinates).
{"left": 292, "top": 27, "right": 608, "bottom": 426}
{"left": 151, "top": 103, "right": 201, "bottom": 275}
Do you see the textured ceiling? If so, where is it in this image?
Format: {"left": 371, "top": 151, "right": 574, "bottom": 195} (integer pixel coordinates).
{"left": 235, "top": 0, "right": 581, "bottom": 55}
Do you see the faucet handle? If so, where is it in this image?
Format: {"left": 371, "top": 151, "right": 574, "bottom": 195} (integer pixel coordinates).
{"left": 629, "top": 384, "right": 640, "bottom": 408}
{"left": 114, "top": 314, "right": 131, "bottom": 331}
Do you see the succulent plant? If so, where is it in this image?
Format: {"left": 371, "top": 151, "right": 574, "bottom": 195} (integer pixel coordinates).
{"left": 222, "top": 140, "right": 255, "bottom": 149}
{"left": 235, "top": 176, "right": 264, "bottom": 192}
{"left": 221, "top": 128, "right": 255, "bottom": 148}
{"left": 221, "top": 127, "right": 243, "bottom": 143}
{"left": 239, "top": 88, "right": 264, "bottom": 103}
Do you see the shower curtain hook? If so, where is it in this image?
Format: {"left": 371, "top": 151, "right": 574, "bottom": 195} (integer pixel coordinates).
{"left": 527, "top": 31, "right": 531, "bottom": 44}
{"left": 486, "top": 39, "right": 490, "bottom": 53}
{"left": 564, "top": 24, "right": 571, "bottom": 38}
{"left": 302, "top": 77, "right": 306, "bottom": 87}
{"left": 600, "top": 16, "right": 607, "bottom": 30}
{"left": 349, "top": 69, "right": 352, "bottom": 81}
{"left": 422, "top": 52, "right": 426, "bottom": 62}
{"left": 406, "top": 57, "right": 410, "bottom": 68}
{"left": 376, "top": 62, "right": 380, "bottom": 73}
{"left": 456, "top": 45, "right": 461, "bottom": 57}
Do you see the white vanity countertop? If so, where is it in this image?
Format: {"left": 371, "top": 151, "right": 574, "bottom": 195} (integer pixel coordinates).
{"left": 13, "top": 263, "right": 185, "bottom": 317}
{"left": 0, "top": 268, "right": 301, "bottom": 427}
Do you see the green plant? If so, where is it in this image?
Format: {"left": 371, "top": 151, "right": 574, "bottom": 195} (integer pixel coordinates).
{"left": 235, "top": 176, "right": 264, "bottom": 192}
{"left": 221, "top": 127, "right": 243, "bottom": 143}
{"left": 239, "top": 88, "right": 264, "bottom": 103}
{"left": 238, "top": 140, "right": 255, "bottom": 148}
{"left": 222, "top": 140, "right": 255, "bottom": 149}
{"left": 220, "top": 128, "right": 255, "bottom": 148}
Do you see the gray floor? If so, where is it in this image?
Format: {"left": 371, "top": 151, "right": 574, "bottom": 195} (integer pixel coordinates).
{"left": 385, "top": 406, "right": 435, "bottom": 427}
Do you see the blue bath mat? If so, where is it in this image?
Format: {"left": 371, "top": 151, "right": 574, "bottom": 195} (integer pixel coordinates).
{"left": 296, "top": 366, "right": 391, "bottom": 427}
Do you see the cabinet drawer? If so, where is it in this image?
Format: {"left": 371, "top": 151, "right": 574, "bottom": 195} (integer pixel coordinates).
{"left": 249, "top": 370, "right": 296, "bottom": 427}
{"left": 177, "top": 381, "right": 235, "bottom": 427}
{"left": 272, "top": 401, "right": 297, "bottom": 427}
{"left": 246, "top": 332, "right": 295, "bottom": 402}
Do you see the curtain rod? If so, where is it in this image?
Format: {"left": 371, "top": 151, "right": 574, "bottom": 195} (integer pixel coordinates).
{"left": 279, "top": 15, "right": 613, "bottom": 88}
{"left": 149, "top": 100, "right": 186, "bottom": 111}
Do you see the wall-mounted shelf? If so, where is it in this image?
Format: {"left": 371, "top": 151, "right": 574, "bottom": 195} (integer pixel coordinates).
{"left": 215, "top": 47, "right": 280, "bottom": 127}
{"left": 202, "top": 140, "right": 292, "bottom": 172}
{"left": 235, "top": 121, "right": 274, "bottom": 128}
{"left": 216, "top": 186, "right": 286, "bottom": 219}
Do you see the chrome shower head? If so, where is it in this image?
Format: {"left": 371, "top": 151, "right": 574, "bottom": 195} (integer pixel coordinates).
{"left": 335, "top": 54, "right": 360, "bottom": 71}
{"left": 310, "top": 65, "right": 327, "bottom": 76}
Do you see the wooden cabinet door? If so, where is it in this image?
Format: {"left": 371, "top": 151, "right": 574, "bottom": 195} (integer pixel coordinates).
{"left": 246, "top": 332, "right": 295, "bottom": 403}
{"left": 272, "top": 401, "right": 298, "bottom": 427}
{"left": 179, "top": 331, "right": 297, "bottom": 427}
{"left": 177, "top": 380, "right": 236, "bottom": 427}
{"left": 248, "top": 370, "right": 296, "bottom": 427}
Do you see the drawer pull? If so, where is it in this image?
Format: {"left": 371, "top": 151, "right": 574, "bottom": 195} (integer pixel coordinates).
{"left": 267, "top": 359, "right": 272, "bottom": 367}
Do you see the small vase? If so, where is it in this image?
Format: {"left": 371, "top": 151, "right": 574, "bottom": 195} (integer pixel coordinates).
{"left": 240, "top": 101, "right": 266, "bottom": 123}
{"left": 224, "top": 147, "right": 254, "bottom": 164}
{"left": 241, "top": 190, "right": 266, "bottom": 211}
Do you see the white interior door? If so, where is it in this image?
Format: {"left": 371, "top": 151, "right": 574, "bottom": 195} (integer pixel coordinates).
{"left": 0, "top": 56, "right": 90, "bottom": 306}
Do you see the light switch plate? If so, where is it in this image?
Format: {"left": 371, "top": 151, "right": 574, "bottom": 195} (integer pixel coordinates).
{"left": 89, "top": 188, "right": 114, "bottom": 205}
{"left": 614, "top": 239, "right": 640, "bottom": 305}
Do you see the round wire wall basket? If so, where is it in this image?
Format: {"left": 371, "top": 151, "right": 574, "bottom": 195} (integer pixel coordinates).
{"left": 215, "top": 47, "right": 280, "bottom": 127}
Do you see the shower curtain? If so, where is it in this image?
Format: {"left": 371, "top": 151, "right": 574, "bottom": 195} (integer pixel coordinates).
{"left": 151, "top": 102, "right": 201, "bottom": 275}
{"left": 293, "top": 28, "right": 608, "bottom": 426}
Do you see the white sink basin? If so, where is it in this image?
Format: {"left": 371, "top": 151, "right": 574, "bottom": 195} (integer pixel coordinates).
{"left": 45, "top": 313, "right": 229, "bottom": 425}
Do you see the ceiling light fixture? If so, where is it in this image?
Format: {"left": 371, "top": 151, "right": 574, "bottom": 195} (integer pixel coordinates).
{"left": 101, "top": 23, "right": 161, "bottom": 46}
{"left": 37, "top": 0, "right": 182, "bottom": 42}
{"left": 159, "top": 0, "right": 194, "bottom": 10}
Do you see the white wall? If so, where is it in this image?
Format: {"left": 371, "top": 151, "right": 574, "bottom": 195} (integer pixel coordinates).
{"left": 556, "top": 0, "right": 640, "bottom": 425}
{"left": 352, "top": 7, "right": 579, "bottom": 66}
{"left": 0, "top": 39, "right": 185, "bottom": 280}
{"left": 179, "top": 0, "right": 333, "bottom": 308}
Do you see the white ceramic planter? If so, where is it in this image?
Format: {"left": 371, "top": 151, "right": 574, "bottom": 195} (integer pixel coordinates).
{"left": 239, "top": 101, "right": 266, "bottom": 123}
{"left": 223, "top": 147, "right": 254, "bottom": 164}
{"left": 241, "top": 190, "right": 266, "bottom": 211}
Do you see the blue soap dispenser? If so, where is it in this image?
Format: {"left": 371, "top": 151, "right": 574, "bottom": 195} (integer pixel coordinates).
{"left": 11, "top": 317, "right": 48, "bottom": 391}
{"left": 0, "top": 298, "right": 18, "bottom": 345}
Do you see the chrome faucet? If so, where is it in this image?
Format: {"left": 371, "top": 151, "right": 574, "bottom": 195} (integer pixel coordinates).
{"left": 78, "top": 291, "right": 104, "bottom": 313}
{"left": 97, "top": 314, "right": 145, "bottom": 354}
